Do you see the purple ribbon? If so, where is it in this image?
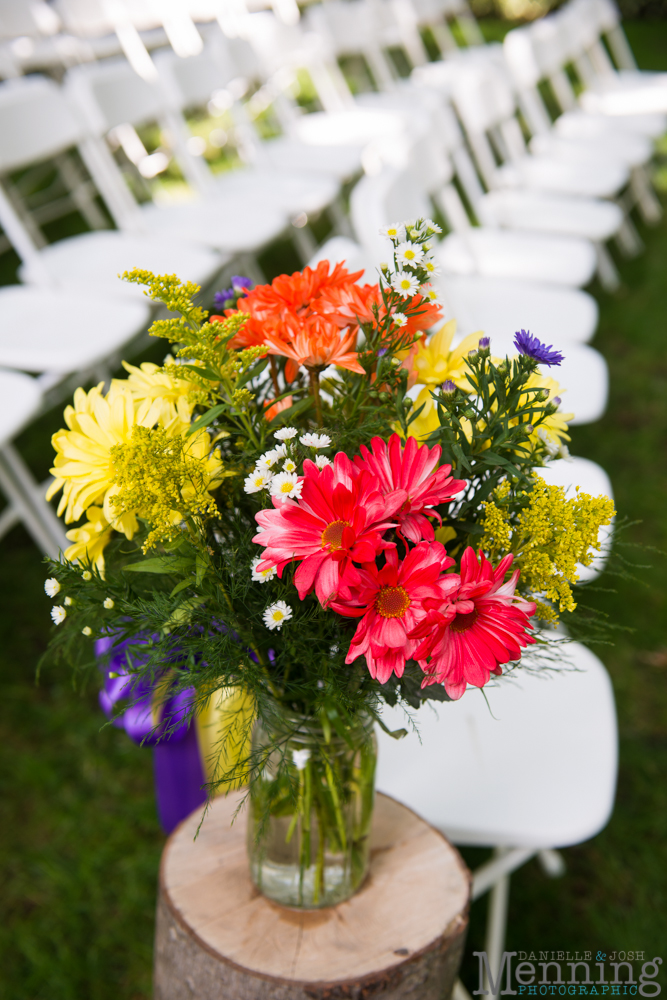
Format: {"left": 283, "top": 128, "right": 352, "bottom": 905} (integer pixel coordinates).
{"left": 95, "top": 635, "right": 206, "bottom": 833}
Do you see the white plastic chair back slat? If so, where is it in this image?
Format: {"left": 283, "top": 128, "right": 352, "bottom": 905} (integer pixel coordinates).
{"left": 65, "top": 59, "right": 164, "bottom": 133}
{"left": 155, "top": 44, "right": 236, "bottom": 111}
{"left": 0, "top": 76, "right": 85, "bottom": 174}
{"left": 0, "top": 0, "right": 61, "bottom": 39}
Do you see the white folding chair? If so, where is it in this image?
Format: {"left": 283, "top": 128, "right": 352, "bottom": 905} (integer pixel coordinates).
{"left": 375, "top": 642, "right": 618, "bottom": 991}
{"left": 63, "top": 59, "right": 292, "bottom": 264}
{"left": 351, "top": 164, "right": 599, "bottom": 289}
{"left": 0, "top": 370, "right": 68, "bottom": 559}
{"left": 502, "top": 18, "right": 662, "bottom": 225}
{"left": 0, "top": 75, "right": 223, "bottom": 304}
{"left": 559, "top": 0, "right": 667, "bottom": 119}
{"left": 153, "top": 43, "right": 343, "bottom": 231}
{"left": 410, "top": 0, "right": 486, "bottom": 57}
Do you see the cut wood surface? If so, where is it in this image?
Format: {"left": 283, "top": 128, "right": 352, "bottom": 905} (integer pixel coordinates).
{"left": 154, "top": 791, "right": 471, "bottom": 1000}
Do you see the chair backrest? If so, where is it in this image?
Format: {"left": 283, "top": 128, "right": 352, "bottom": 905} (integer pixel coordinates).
{"left": 305, "top": 0, "right": 397, "bottom": 92}
{"left": 154, "top": 41, "right": 237, "bottom": 111}
{"left": 0, "top": 0, "right": 61, "bottom": 39}
{"left": 0, "top": 75, "right": 85, "bottom": 173}
{"left": 65, "top": 57, "right": 165, "bottom": 133}
{"left": 350, "top": 166, "right": 434, "bottom": 263}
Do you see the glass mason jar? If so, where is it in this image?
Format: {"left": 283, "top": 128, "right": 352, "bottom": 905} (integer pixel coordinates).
{"left": 247, "top": 709, "right": 377, "bottom": 908}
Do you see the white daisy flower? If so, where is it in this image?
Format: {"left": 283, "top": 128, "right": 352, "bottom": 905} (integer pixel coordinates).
{"left": 423, "top": 218, "right": 442, "bottom": 234}
{"left": 81, "top": 570, "right": 92, "bottom": 582}
{"left": 391, "top": 271, "right": 420, "bottom": 298}
{"left": 393, "top": 312, "right": 408, "bottom": 328}
{"left": 292, "top": 748, "right": 311, "bottom": 770}
{"left": 51, "top": 606, "right": 66, "bottom": 625}
{"left": 263, "top": 600, "right": 292, "bottom": 630}
{"left": 423, "top": 286, "right": 441, "bottom": 304}
{"left": 44, "top": 578, "right": 60, "bottom": 598}
{"left": 82, "top": 626, "right": 92, "bottom": 637}
{"left": 64, "top": 596, "right": 73, "bottom": 607}
{"left": 103, "top": 597, "right": 115, "bottom": 609}
{"left": 270, "top": 472, "right": 303, "bottom": 501}
{"left": 255, "top": 450, "right": 279, "bottom": 471}
{"left": 315, "top": 455, "right": 331, "bottom": 469}
{"left": 380, "top": 223, "right": 404, "bottom": 241}
{"left": 396, "top": 242, "right": 424, "bottom": 267}
{"left": 299, "top": 433, "right": 331, "bottom": 449}
{"left": 251, "top": 557, "right": 277, "bottom": 583}
{"left": 274, "top": 427, "right": 298, "bottom": 441}
{"left": 272, "top": 443, "right": 288, "bottom": 459}
{"left": 244, "top": 469, "right": 274, "bottom": 494}
{"left": 282, "top": 458, "right": 297, "bottom": 473}
{"left": 422, "top": 259, "right": 440, "bottom": 276}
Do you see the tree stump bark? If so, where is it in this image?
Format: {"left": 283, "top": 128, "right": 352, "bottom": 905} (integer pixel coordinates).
{"left": 154, "top": 791, "right": 471, "bottom": 1000}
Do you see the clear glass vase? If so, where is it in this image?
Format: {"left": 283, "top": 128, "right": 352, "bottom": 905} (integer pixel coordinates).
{"left": 247, "top": 709, "right": 377, "bottom": 908}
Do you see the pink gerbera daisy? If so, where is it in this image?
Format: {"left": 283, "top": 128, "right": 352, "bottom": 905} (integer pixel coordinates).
{"left": 354, "top": 434, "right": 467, "bottom": 543}
{"left": 410, "top": 548, "right": 536, "bottom": 701}
{"left": 253, "top": 453, "right": 405, "bottom": 606}
{"left": 332, "top": 542, "right": 458, "bottom": 684}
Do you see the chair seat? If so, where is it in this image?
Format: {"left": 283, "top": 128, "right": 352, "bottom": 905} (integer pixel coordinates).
{"left": 291, "top": 107, "right": 411, "bottom": 149}
{"left": 264, "top": 136, "right": 363, "bottom": 181}
{"left": 536, "top": 456, "right": 614, "bottom": 582}
{"left": 375, "top": 642, "right": 618, "bottom": 848}
{"left": 19, "top": 231, "right": 225, "bottom": 303}
{"left": 0, "top": 370, "right": 42, "bottom": 446}
{"left": 496, "top": 154, "right": 629, "bottom": 199}
{"left": 555, "top": 107, "right": 667, "bottom": 140}
{"left": 439, "top": 275, "right": 598, "bottom": 345}
{"left": 479, "top": 189, "right": 623, "bottom": 242}
{"left": 581, "top": 71, "right": 667, "bottom": 117}
{"left": 140, "top": 198, "right": 288, "bottom": 254}
{"left": 213, "top": 166, "right": 340, "bottom": 216}
{"left": 530, "top": 130, "right": 652, "bottom": 169}
{"left": 483, "top": 337, "right": 608, "bottom": 425}
{"left": 0, "top": 287, "right": 150, "bottom": 374}
{"left": 436, "top": 228, "right": 597, "bottom": 287}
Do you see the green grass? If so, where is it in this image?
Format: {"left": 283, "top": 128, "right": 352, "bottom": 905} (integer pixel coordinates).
{"left": 2, "top": 22, "right": 667, "bottom": 998}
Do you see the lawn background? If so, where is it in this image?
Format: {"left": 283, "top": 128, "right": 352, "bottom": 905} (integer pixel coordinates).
{"left": 1, "top": 21, "right": 666, "bottom": 999}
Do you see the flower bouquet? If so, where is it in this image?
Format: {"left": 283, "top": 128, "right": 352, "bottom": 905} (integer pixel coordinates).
{"left": 43, "top": 218, "right": 615, "bottom": 909}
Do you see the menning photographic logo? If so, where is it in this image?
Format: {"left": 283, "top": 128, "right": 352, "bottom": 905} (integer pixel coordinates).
{"left": 473, "top": 952, "right": 663, "bottom": 997}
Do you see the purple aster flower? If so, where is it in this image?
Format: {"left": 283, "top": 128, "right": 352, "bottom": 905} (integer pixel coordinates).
{"left": 213, "top": 276, "right": 252, "bottom": 309}
{"left": 513, "top": 330, "right": 564, "bottom": 366}
{"left": 213, "top": 288, "right": 233, "bottom": 308}
{"left": 478, "top": 337, "right": 490, "bottom": 349}
{"left": 442, "top": 379, "right": 456, "bottom": 394}
{"left": 231, "top": 275, "right": 252, "bottom": 292}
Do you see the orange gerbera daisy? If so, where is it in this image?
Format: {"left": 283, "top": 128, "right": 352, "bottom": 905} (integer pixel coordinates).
{"left": 319, "top": 282, "right": 443, "bottom": 338}
{"left": 263, "top": 313, "right": 365, "bottom": 382}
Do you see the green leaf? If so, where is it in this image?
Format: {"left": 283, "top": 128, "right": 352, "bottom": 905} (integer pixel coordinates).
{"left": 123, "top": 557, "right": 194, "bottom": 574}
{"left": 178, "top": 363, "right": 220, "bottom": 381}
{"left": 236, "top": 356, "right": 269, "bottom": 389}
{"left": 169, "top": 578, "right": 195, "bottom": 598}
{"left": 187, "top": 404, "right": 226, "bottom": 435}
{"left": 272, "top": 396, "right": 314, "bottom": 423}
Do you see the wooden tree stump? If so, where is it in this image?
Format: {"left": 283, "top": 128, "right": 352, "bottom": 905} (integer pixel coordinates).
{"left": 154, "top": 791, "right": 471, "bottom": 1000}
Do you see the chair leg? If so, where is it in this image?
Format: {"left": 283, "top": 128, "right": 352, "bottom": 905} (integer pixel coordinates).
{"left": 538, "top": 848, "right": 566, "bottom": 877}
{"left": 630, "top": 167, "right": 662, "bottom": 226}
{"left": 594, "top": 241, "right": 621, "bottom": 293}
{"left": 0, "top": 445, "right": 68, "bottom": 559}
{"left": 614, "top": 215, "right": 644, "bottom": 258}
{"left": 483, "top": 848, "right": 511, "bottom": 995}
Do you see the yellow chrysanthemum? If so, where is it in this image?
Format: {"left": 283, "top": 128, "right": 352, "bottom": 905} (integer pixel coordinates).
{"left": 114, "top": 357, "right": 203, "bottom": 427}
{"left": 410, "top": 319, "right": 484, "bottom": 389}
{"left": 63, "top": 506, "right": 113, "bottom": 575}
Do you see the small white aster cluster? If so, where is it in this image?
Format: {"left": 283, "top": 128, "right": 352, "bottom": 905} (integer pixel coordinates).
{"left": 379, "top": 218, "right": 443, "bottom": 321}
{"left": 243, "top": 426, "right": 333, "bottom": 504}
{"left": 44, "top": 572, "right": 118, "bottom": 634}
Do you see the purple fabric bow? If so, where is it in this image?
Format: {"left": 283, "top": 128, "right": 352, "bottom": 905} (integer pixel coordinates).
{"left": 95, "top": 635, "right": 206, "bottom": 834}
